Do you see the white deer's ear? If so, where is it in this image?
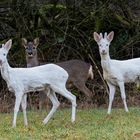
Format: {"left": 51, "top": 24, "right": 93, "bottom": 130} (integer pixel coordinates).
{"left": 22, "top": 38, "right": 27, "bottom": 47}
{"left": 93, "top": 32, "right": 102, "bottom": 42}
{"left": 107, "top": 31, "right": 114, "bottom": 42}
{"left": 33, "top": 38, "right": 39, "bottom": 47}
{"left": 4, "top": 39, "right": 12, "bottom": 51}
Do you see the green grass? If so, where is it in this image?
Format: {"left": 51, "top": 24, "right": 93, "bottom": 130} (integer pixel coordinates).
{"left": 0, "top": 108, "right": 140, "bottom": 140}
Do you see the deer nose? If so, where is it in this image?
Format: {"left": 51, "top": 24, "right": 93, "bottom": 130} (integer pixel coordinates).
{"left": 28, "top": 52, "right": 33, "bottom": 55}
{"left": 102, "top": 50, "right": 105, "bottom": 53}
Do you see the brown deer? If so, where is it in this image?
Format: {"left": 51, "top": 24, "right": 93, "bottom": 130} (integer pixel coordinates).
{"left": 22, "top": 38, "right": 49, "bottom": 110}
{"left": 22, "top": 38, "right": 94, "bottom": 109}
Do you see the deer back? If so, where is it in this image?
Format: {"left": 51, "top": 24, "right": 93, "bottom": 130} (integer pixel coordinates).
{"left": 57, "top": 59, "right": 92, "bottom": 82}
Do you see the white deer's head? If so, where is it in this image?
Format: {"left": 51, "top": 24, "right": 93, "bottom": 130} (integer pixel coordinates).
{"left": 0, "top": 39, "right": 12, "bottom": 66}
{"left": 93, "top": 31, "right": 114, "bottom": 56}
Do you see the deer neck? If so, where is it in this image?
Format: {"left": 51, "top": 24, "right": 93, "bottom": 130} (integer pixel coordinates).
{"left": 1, "top": 60, "right": 11, "bottom": 83}
{"left": 26, "top": 54, "right": 39, "bottom": 67}
{"left": 100, "top": 53, "right": 111, "bottom": 73}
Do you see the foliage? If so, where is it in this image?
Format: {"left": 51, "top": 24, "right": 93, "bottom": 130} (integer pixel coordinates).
{"left": 0, "top": 108, "right": 140, "bottom": 139}
{"left": 0, "top": 0, "right": 139, "bottom": 60}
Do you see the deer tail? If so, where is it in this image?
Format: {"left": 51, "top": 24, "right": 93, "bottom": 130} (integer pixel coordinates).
{"left": 88, "top": 65, "right": 94, "bottom": 79}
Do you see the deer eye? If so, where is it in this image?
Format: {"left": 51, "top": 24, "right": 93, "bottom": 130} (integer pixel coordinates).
{"left": 3, "top": 53, "right": 6, "bottom": 56}
{"left": 106, "top": 44, "right": 108, "bottom": 46}
{"left": 99, "top": 44, "right": 102, "bottom": 47}
{"left": 33, "top": 47, "right": 36, "bottom": 49}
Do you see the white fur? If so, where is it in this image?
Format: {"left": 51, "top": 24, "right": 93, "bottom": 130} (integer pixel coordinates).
{"left": 94, "top": 31, "right": 140, "bottom": 114}
{"left": 0, "top": 39, "right": 76, "bottom": 127}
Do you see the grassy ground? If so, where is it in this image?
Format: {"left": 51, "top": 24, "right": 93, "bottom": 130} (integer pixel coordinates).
{"left": 0, "top": 108, "right": 140, "bottom": 140}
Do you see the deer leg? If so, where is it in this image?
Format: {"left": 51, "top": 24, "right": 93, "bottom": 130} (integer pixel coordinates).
{"left": 118, "top": 82, "right": 129, "bottom": 112}
{"left": 73, "top": 81, "right": 92, "bottom": 101}
{"left": 43, "top": 89, "right": 60, "bottom": 124}
{"left": 107, "top": 82, "right": 116, "bottom": 114}
{"left": 39, "top": 93, "right": 43, "bottom": 110}
{"left": 51, "top": 85, "right": 76, "bottom": 122}
{"left": 39, "top": 91, "right": 47, "bottom": 110}
{"left": 39, "top": 91, "right": 49, "bottom": 111}
{"left": 45, "top": 95, "right": 50, "bottom": 110}
{"left": 13, "top": 93, "right": 23, "bottom": 127}
{"left": 21, "top": 94, "right": 28, "bottom": 126}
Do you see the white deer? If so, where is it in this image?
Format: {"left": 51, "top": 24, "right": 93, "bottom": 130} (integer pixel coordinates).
{"left": 0, "top": 39, "right": 76, "bottom": 127}
{"left": 93, "top": 31, "right": 140, "bottom": 114}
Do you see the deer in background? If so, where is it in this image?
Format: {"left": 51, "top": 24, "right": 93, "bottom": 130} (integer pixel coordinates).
{"left": 22, "top": 38, "right": 48, "bottom": 110}
{"left": 93, "top": 31, "right": 140, "bottom": 114}
{"left": 22, "top": 38, "right": 94, "bottom": 109}
{"left": 0, "top": 39, "right": 76, "bottom": 127}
